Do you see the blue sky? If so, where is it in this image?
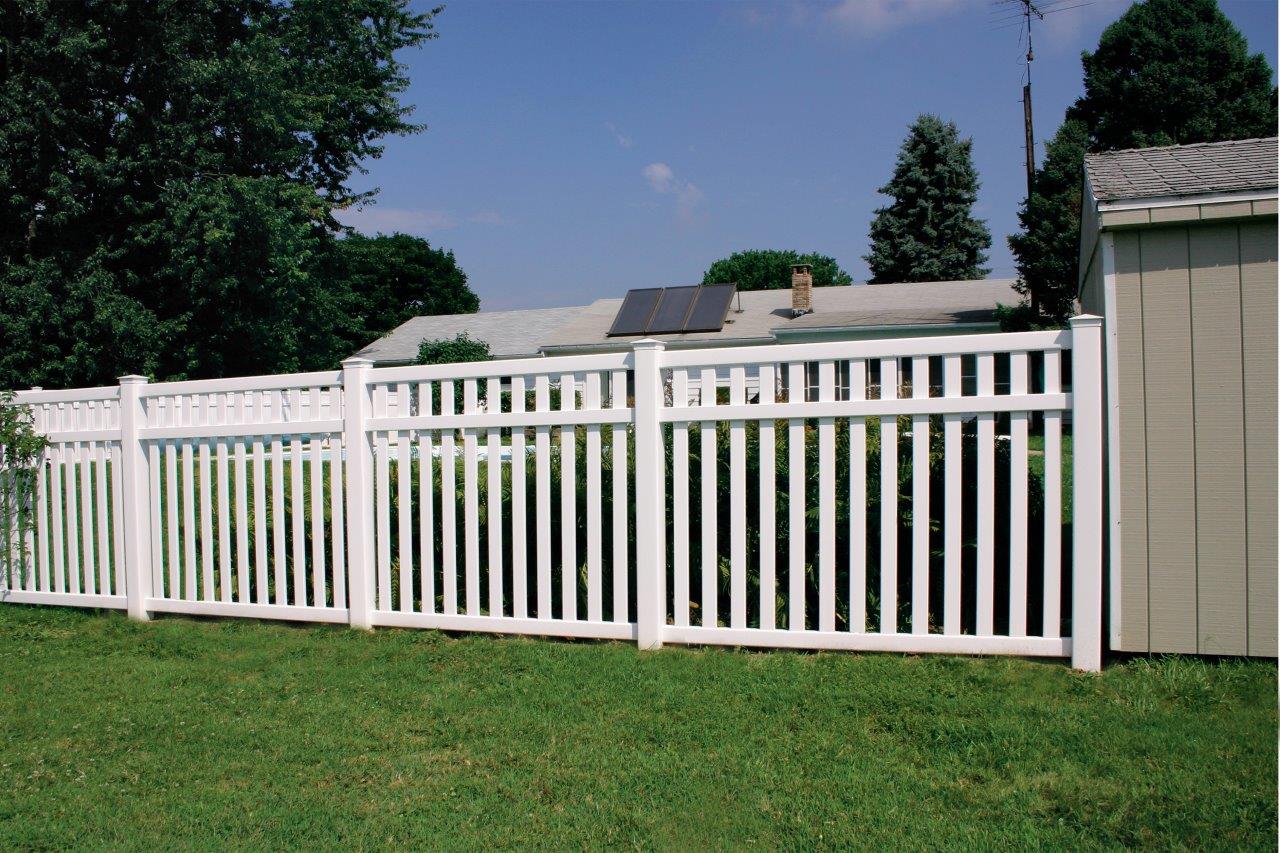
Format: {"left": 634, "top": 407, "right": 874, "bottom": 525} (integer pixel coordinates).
{"left": 338, "top": 0, "right": 1278, "bottom": 311}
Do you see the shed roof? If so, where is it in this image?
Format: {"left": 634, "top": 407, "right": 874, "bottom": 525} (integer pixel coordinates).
{"left": 1084, "top": 137, "right": 1278, "bottom": 202}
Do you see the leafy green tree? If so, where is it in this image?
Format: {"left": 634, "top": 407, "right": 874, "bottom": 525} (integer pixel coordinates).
{"left": 1010, "top": 0, "right": 1277, "bottom": 324}
{"left": 864, "top": 115, "right": 991, "bottom": 284}
{"left": 325, "top": 233, "right": 478, "bottom": 355}
{"left": 702, "top": 250, "right": 851, "bottom": 290}
{"left": 416, "top": 333, "right": 492, "bottom": 366}
{"left": 0, "top": 0, "right": 439, "bottom": 389}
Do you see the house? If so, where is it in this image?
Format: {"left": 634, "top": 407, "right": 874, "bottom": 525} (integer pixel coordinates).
{"left": 1078, "top": 136, "right": 1278, "bottom": 658}
{"left": 355, "top": 268, "right": 1020, "bottom": 365}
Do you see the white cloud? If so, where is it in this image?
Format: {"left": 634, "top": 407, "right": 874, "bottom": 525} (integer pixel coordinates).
{"left": 642, "top": 162, "right": 676, "bottom": 193}
{"left": 335, "top": 206, "right": 506, "bottom": 236}
{"left": 675, "top": 183, "right": 706, "bottom": 224}
{"left": 641, "top": 162, "right": 705, "bottom": 224}
{"left": 335, "top": 206, "right": 456, "bottom": 235}
{"left": 468, "top": 210, "right": 507, "bottom": 225}
{"left": 826, "top": 0, "right": 965, "bottom": 36}
{"left": 605, "top": 121, "right": 634, "bottom": 149}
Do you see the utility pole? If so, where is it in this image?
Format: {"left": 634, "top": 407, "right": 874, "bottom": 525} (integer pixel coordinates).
{"left": 1020, "top": 0, "right": 1044, "bottom": 317}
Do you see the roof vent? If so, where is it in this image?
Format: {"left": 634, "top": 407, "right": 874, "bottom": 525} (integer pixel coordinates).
{"left": 607, "top": 284, "right": 737, "bottom": 337}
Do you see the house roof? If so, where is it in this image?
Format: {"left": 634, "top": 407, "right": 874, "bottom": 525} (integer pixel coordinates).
{"left": 1084, "top": 137, "right": 1278, "bottom": 202}
{"left": 354, "top": 305, "right": 591, "bottom": 364}
{"left": 540, "top": 279, "right": 1018, "bottom": 351}
{"left": 354, "top": 278, "right": 1020, "bottom": 363}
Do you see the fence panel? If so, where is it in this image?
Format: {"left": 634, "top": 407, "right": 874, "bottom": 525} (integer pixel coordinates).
{"left": 2, "top": 388, "right": 125, "bottom": 609}
{"left": 656, "top": 329, "right": 1081, "bottom": 659}
{"left": 361, "top": 353, "right": 637, "bottom": 640}
{"left": 134, "top": 374, "right": 349, "bottom": 623}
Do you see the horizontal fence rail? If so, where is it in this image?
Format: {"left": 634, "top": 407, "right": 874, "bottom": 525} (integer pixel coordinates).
{"left": 1, "top": 318, "right": 1104, "bottom": 669}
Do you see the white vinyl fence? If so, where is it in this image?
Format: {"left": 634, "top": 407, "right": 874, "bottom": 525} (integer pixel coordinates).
{"left": 1, "top": 317, "right": 1104, "bottom": 669}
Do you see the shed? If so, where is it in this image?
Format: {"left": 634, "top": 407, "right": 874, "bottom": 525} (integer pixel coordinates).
{"left": 1079, "top": 137, "right": 1278, "bottom": 657}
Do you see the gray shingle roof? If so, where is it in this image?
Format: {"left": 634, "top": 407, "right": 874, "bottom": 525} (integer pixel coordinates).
{"left": 355, "top": 305, "right": 590, "bottom": 364}
{"left": 541, "top": 279, "right": 1018, "bottom": 351}
{"left": 1085, "top": 137, "right": 1278, "bottom": 202}
{"left": 355, "top": 279, "right": 1021, "bottom": 363}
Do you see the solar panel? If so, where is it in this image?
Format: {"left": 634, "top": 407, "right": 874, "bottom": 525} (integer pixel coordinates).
{"left": 606, "top": 283, "right": 737, "bottom": 336}
{"left": 646, "top": 286, "right": 698, "bottom": 334}
{"left": 607, "top": 288, "right": 662, "bottom": 336}
{"left": 684, "top": 283, "right": 736, "bottom": 332}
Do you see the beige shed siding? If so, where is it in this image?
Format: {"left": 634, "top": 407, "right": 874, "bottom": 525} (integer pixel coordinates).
{"left": 1080, "top": 248, "right": 1104, "bottom": 316}
{"left": 1188, "top": 225, "right": 1247, "bottom": 654}
{"left": 1108, "top": 217, "right": 1278, "bottom": 656}
{"left": 1139, "top": 229, "right": 1199, "bottom": 653}
{"left": 1112, "top": 233, "right": 1149, "bottom": 651}
{"left": 1240, "top": 220, "right": 1278, "bottom": 656}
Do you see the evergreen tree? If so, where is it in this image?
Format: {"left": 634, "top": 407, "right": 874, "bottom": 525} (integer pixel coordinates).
{"left": 0, "top": 0, "right": 441, "bottom": 388}
{"left": 1007, "top": 118, "right": 1089, "bottom": 326}
{"left": 1010, "top": 0, "right": 1277, "bottom": 324}
{"left": 702, "top": 250, "right": 851, "bottom": 290}
{"left": 864, "top": 115, "right": 991, "bottom": 284}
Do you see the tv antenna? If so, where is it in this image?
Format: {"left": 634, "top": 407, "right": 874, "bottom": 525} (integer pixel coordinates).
{"left": 990, "top": 0, "right": 1094, "bottom": 316}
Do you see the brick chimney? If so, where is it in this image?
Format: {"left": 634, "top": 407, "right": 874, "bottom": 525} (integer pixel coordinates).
{"left": 791, "top": 263, "right": 813, "bottom": 315}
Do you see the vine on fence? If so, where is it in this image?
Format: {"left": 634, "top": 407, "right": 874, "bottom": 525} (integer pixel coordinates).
{"left": 0, "top": 393, "right": 49, "bottom": 591}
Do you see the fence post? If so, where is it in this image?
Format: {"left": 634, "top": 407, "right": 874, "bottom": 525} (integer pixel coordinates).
{"left": 1070, "top": 314, "right": 1104, "bottom": 672}
{"left": 118, "top": 375, "right": 152, "bottom": 621}
{"left": 632, "top": 340, "right": 666, "bottom": 650}
{"left": 342, "top": 358, "right": 375, "bottom": 630}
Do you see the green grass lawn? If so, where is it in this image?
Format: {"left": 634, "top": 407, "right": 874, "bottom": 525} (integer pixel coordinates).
{"left": 0, "top": 606, "right": 1273, "bottom": 849}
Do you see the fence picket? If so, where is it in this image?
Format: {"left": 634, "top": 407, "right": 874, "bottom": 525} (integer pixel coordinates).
{"left": 534, "top": 376, "right": 551, "bottom": 619}
{"left": 80, "top": 441, "right": 96, "bottom": 595}
{"left": 943, "top": 355, "right": 962, "bottom": 635}
{"left": 331, "top": 433, "right": 346, "bottom": 611}
{"left": 186, "top": 440, "right": 199, "bottom": 601}
{"left": 463, "top": 379, "right": 480, "bottom": 616}
{"left": 292, "top": 433, "right": 307, "bottom": 608}
{"left": 51, "top": 441, "right": 65, "bottom": 593}
{"left": 849, "top": 359, "right": 867, "bottom": 633}
{"left": 699, "top": 367, "right": 717, "bottom": 628}
{"left": 215, "top": 437, "right": 231, "bottom": 602}
{"left": 880, "top": 357, "right": 898, "bottom": 634}
{"left": 487, "top": 376, "right": 504, "bottom": 617}
{"left": 35, "top": 451, "right": 49, "bottom": 592}
{"left": 417, "top": 384, "right": 434, "bottom": 614}
{"left": 440, "top": 380, "right": 458, "bottom": 615}
{"left": 730, "top": 365, "right": 748, "bottom": 629}
{"left": 269, "top": 436, "right": 285, "bottom": 605}
{"left": 312, "top": 389, "right": 330, "bottom": 608}
{"left": 1043, "top": 351, "right": 1062, "bottom": 638}
{"left": 234, "top": 436, "right": 249, "bottom": 603}
{"left": 911, "top": 355, "right": 930, "bottom": 635}
{"left": 1009, "top": 352, "right": 1030, "bottom": 637}
{"left": 585, "top": 373, "right": 602, "bottom": 622}
{"left": 817, "top": 361, "right": 836, "bottom": 632}
{"left": 66, "top": 443, "right": 81, "bottom": 595}
{"left": 610, "top": 369, "right": 628, "bottom": 623}
{"left": 787, "top": 362, "right": 805, "bottom": 632}
{"left": 397, "top": 428, "right": 412, "bottom": 612}
{"left": 757, "top": 364, "right": 776, "bottom": 631}
{"left": 559, "top": 372, "right": 577, "bottom": 621}
{"left": 672, "top": 369, "right": 690, "bottom": 627}
{"left": 976, "top": 353, "right": 995, "bottom": 635}
{"left": 509, "top": 377, "right": 525, "bottom": 618}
